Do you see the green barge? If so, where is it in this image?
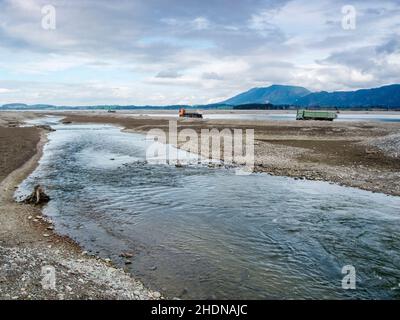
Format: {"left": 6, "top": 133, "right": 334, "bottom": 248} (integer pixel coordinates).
{"left": 296, "top": 110, "right": 337, "bottom": 121}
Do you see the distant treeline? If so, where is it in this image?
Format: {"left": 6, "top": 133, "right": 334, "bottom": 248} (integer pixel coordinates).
{"left": 233, "top": 103, "right": 293, "bottom": 110}
{"left": 0, "top": 104, "right": 230, "bottom": 111}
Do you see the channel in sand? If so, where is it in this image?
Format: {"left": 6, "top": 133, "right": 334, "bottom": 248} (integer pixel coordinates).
{"left": 17, "top": 117, "right": 400, "bottom": 299}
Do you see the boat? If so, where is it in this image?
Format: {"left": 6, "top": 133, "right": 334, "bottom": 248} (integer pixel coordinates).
{"left": 178, "top": 108, "right": 203, "bottom": 119}
{"left": 296, "top": 110, "right": 337, "bottom": 121}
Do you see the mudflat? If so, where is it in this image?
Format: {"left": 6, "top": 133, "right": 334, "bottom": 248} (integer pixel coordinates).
{"left": 1, "top": 110, "right": 399, "bottom": 299}
{"left": 0, "top": 127, "right": 41, "bottom": 182}
{"left": 60, "top": 111, "right": 400, "bottom": 196}
{"left": 0, "top": 113, "right": 160, "bottom": 300}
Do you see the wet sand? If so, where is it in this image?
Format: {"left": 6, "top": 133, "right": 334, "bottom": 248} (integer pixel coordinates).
{"left": 0, "top": 112, "right": 161, "bottom": 300}
{"left": 0, "top": 127, "right": 41, "bottom": 182}
{"left": 0, "top": 110, "right": 399, "bottom": 299}
{"left": 60, "top": 111, "right": 400, "bottom": 196}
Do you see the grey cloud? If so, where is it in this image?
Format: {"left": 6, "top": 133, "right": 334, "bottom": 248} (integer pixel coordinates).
{"left": 0, "top": 0, "right": 400, "bottom": 105}
{"left": 376, "top": 38, "right": 400, "bottom": 54}
{"left": 202, "top": 72, "right": 223, "bottom": 80}
{"left": 318, "top": 48, "right": 375, "bottom": 71}
{"left": 156, "top": 69, "right": 183, "bottom": 78}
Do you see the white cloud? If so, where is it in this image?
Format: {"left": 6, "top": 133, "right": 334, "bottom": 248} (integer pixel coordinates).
{"left": 191, "top": 17, "right": 210, "bottom": 30}
{"left": 0, "top": 0, "right": 400, "bottom": 105}
{"left": 0, "top": 88, "right": 16, "bottom": 94}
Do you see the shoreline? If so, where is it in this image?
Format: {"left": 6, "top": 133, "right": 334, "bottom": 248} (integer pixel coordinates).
{"left": 59, "top": 112, "right": 400, "bottom": 197}
{"left": 0, "top": 118, "right": 161, "bottom": 300}
{"left": 1, "top": 111, "right": 399, "bottom": 299}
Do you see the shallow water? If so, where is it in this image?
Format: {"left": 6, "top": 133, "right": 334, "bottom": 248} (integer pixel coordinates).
{"left": 17, "top": 117, "right": 400, "bottom": 299}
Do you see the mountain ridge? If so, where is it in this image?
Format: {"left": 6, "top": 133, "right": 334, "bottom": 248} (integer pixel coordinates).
{"left": 2, "top": 84, "right": 400, "bottom": 109}
{"left": 296, "top": 84, "right": 400, "bottom": 108}
{"left": 221, "top": 84, "right": 311, "bottom": 105}
{"left": 221, "top": 84, "right": 400, "bottom": 108}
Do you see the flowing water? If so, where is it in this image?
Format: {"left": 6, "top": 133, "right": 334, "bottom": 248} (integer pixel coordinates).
{"left": 17, "top": 117, "right": 400, "bottom": 299}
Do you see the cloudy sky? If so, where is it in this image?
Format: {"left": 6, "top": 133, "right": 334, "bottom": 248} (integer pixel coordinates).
{"left": 0, "top": 0, "right": 400, "bottom": 105}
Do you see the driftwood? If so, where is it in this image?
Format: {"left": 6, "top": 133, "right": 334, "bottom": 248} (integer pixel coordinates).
{"left": 35, "top": 125, "right": 55, "bottom": 132}
{"left": 23, "top": 185, "right": 50, "bottom": 205}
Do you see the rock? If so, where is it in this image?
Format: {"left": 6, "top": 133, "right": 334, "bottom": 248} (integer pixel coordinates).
{"left": 46, "top": 226, "right": 54, "bottom": 230}
{"left": 179, "top": 288, "right": 188, "bottom": 297}
{"left": 152, "top": 291, "right": 161, "bottom": 299}
{"left": 125, "top": 260, "right": 132, "bottom": 265}
{"left": 119, "top": 252, "right": 133, "bottom": 258}
{"left": 36, "top": 125, "right": 55, "bottom": 131}
{"left": 23, "top": 185, "right": 50, "bottom": 205}
{"left": 57, "top": 293, "right": 65, "bottom": 300}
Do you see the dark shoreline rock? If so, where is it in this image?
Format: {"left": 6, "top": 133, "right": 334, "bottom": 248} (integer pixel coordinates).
{"left": 23, "top": 185, "right": 50, "bottom": 205}
{"left": 36, "top": 125, "right": 55, "bottom": 132}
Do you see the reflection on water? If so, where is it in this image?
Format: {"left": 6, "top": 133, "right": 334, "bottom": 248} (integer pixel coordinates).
{"left": 17, "top": 117, "right": 400, "bottom": 299}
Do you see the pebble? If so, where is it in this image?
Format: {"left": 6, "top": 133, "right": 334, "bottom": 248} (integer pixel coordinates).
{"left": 0, "top": 241, "right": 155, "bottom": 300}
{"left": 43, "top": 234, "right": 50, "bottom": 238}
{"left": 120, "top": 252, "right": 133, "bottom": 258}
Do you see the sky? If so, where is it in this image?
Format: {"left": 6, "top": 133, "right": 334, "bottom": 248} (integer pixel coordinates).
{"left": 0, "top": 0, "right": 400, "bottom": 106}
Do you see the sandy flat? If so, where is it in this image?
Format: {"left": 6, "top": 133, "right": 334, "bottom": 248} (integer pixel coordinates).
{"left": 0, "top": 113, "right": 160, "bottom": 300}
{"left": 60, "top": 111, "right": 400, "bottom": 196}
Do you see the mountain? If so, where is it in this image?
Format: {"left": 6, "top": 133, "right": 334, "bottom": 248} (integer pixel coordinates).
{"left": 296, "top": 84, "right": 400, "bottom": 108}
{"left": 221, "top": 85, "right": 311, "bottom": 105}
{"left": 1, "top": 103, "right": 29, "bottom": 109}
{"left": 221, "top": 84, "right": 400, "bottom": 109}
{"left": 0, "top": 103, "right": 58, "bottom": 109}
{"left": 2, "top": 84, "right": 400, "bottom": 110}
